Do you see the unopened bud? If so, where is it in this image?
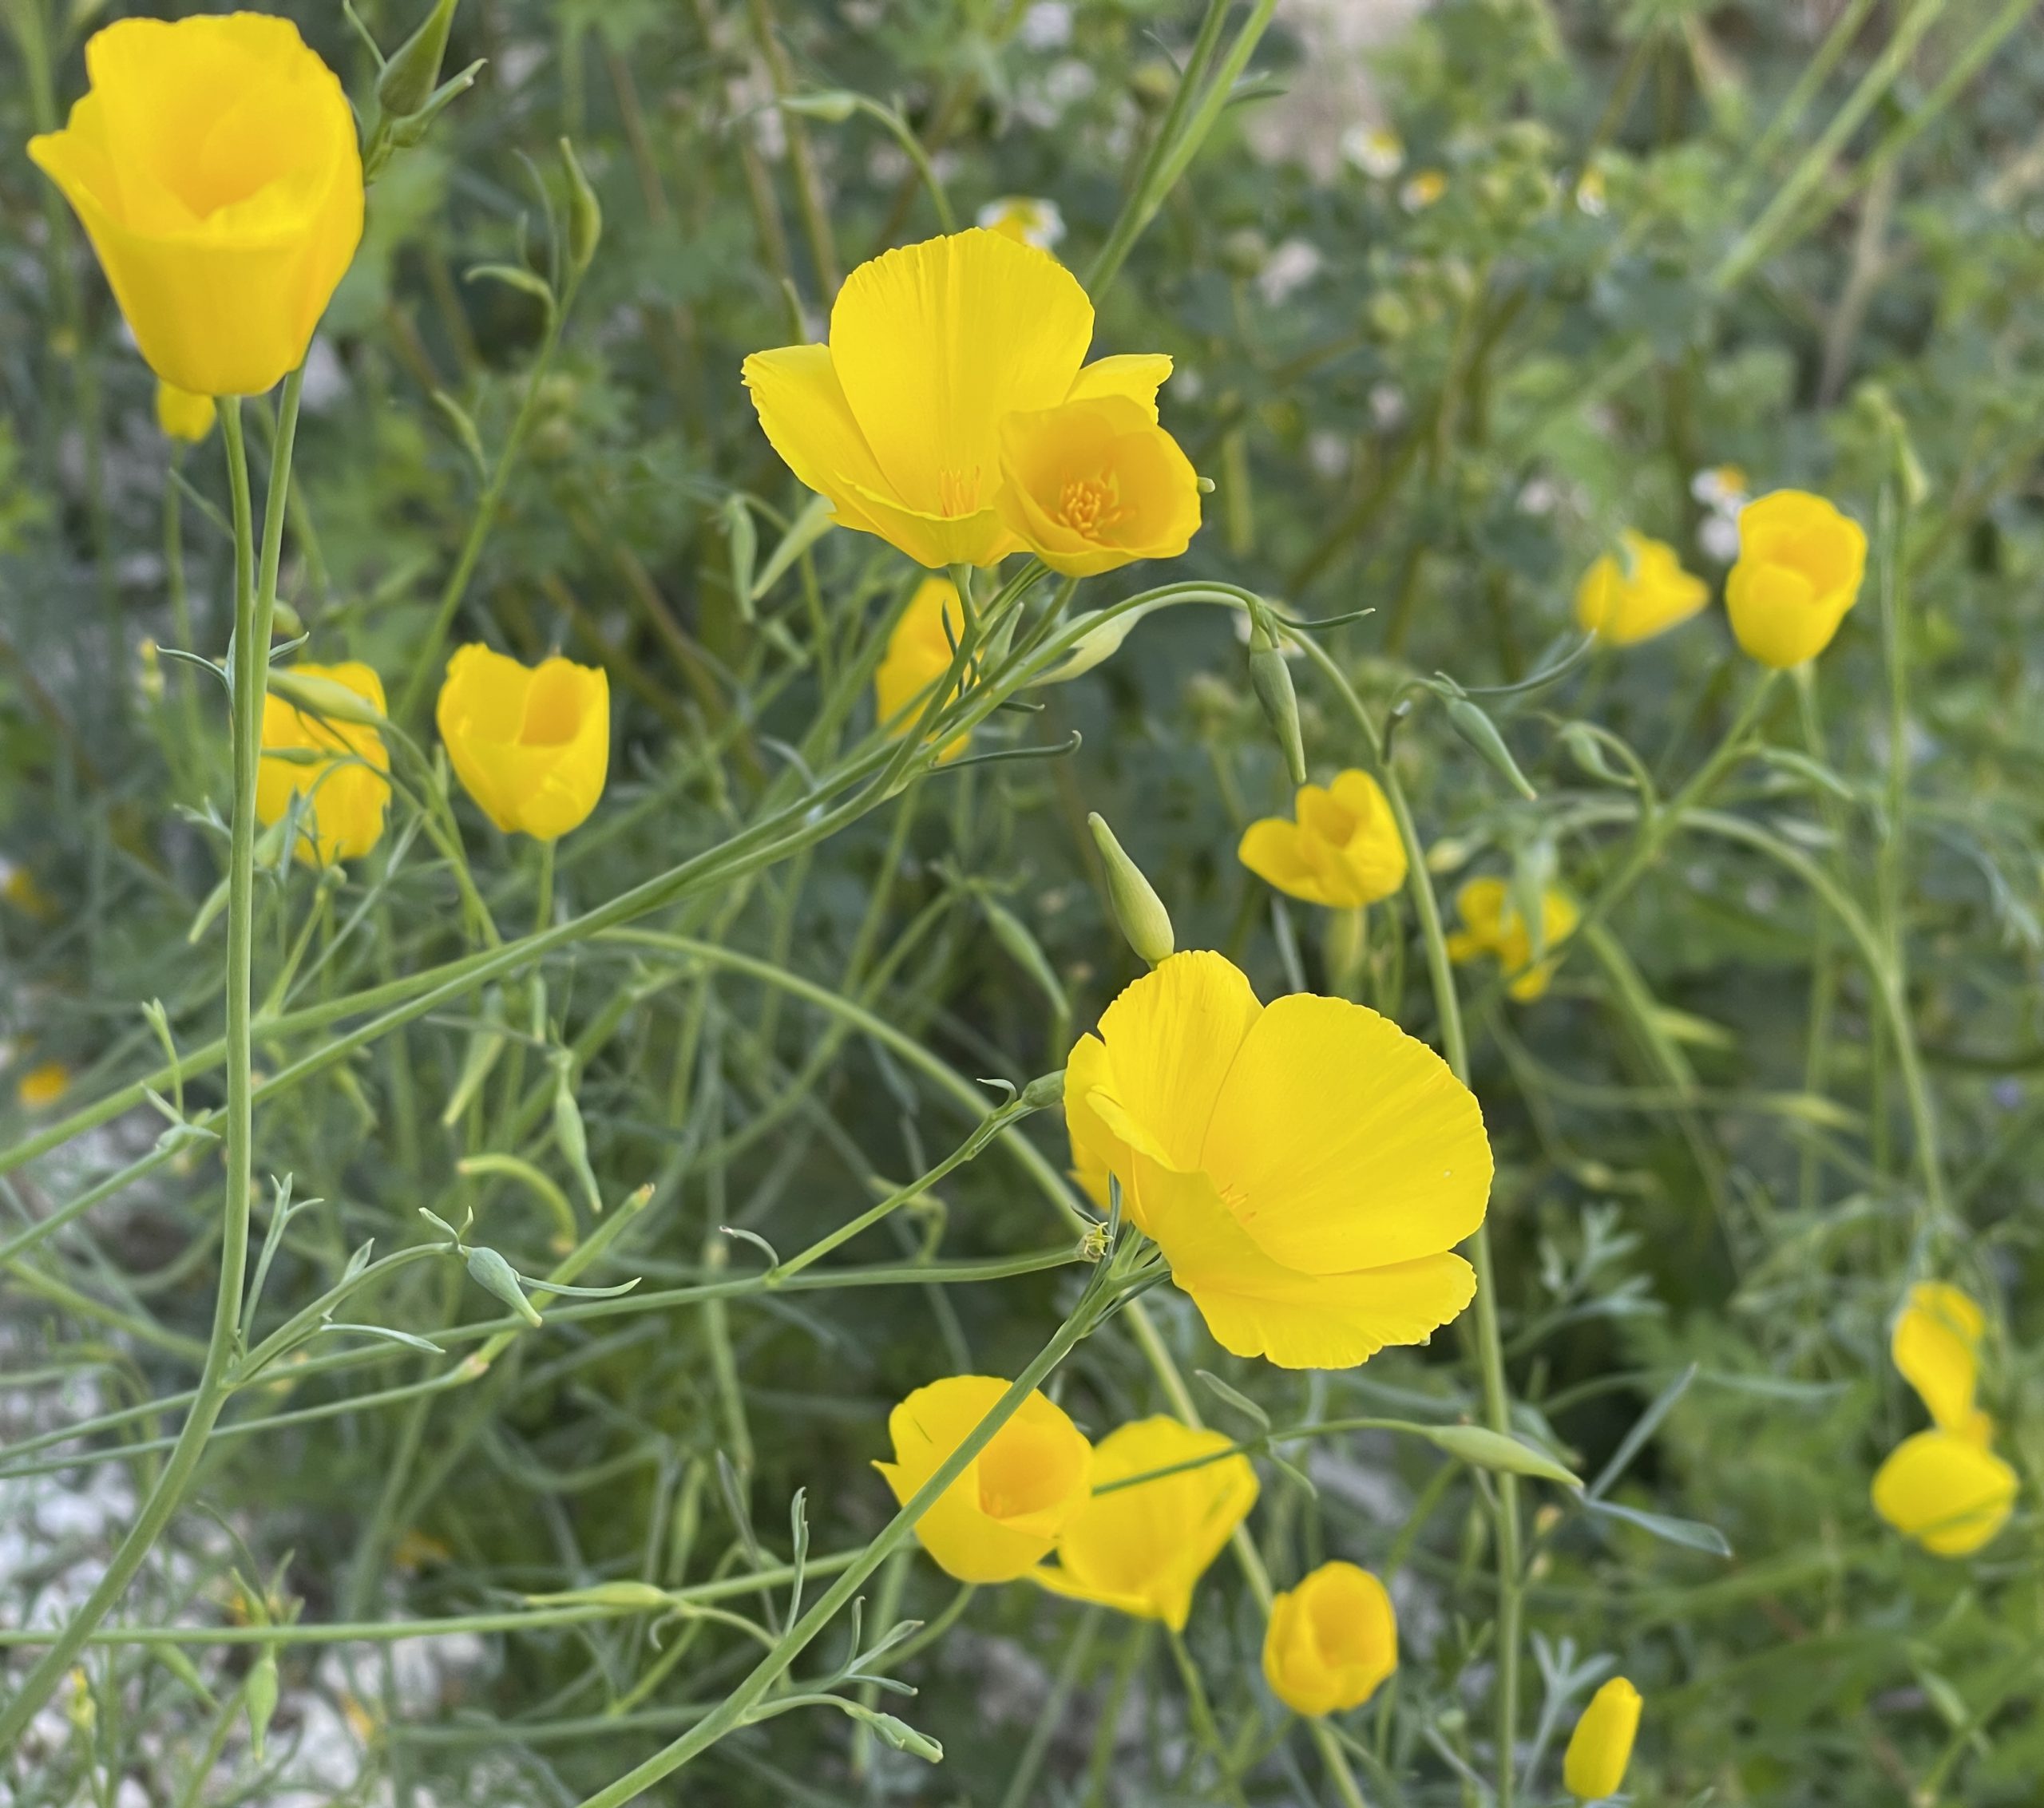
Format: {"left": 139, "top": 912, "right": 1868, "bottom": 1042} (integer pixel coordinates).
{"left": 378, "top": 0, "right": 460, "bottom": 120}
{"left": 1087, "top": 813, "right": 1174, "bottom": 968}
{"left": 559, "top": 138, "right": 603, "bottom": 275}
{"left": 1246, "top": 615, "right": 1307, "bottom": 786}
{"left": 245, "top": 1648, "right": 279, "bottom": 1760}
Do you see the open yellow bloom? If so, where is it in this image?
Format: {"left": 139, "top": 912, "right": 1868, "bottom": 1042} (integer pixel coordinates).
{"left": 1032, "top": 1418, "right": 1256, "bottom": 1628}
{"left": 1893, "top": 1282, "right": 1991, "bottom": 1442}
{"left": 873, "top": 577, "right": 969, "bottom": 762}
{"left": 17, "top": 1061, "right": 72, "bottom": 1111}
{"left": 436, "top": 646, "right": 609, "bottom": 842}
{"left": 1447, "top": 878, "right": 1579, "bottom": 1003}
{"left": 1064, "top": 951, "right": 1491, "bottom": 1369}
{"left": 1574, "top": 531, "right": 1709, "bottom": 647}
{"left": 743, "top": 227, "right": 1182, "bottom": 569}
{"left": 994, "top": 394, "right": 1201, "bottom": 576}
{"left": 1239, "top": 769, "right": 1407, "bottom": 909}
{"left": 155, "top": 381, "right": 214, "bottom": 445}
{"left": 1262, "top": 1561, "right": 1397, "bottom": 1717}
{"left": 256, "top": 661, "right": 390, "bottom": 867}
{"left": 1564, "top": 1676, "right": 1642, "bottom": 1801}
{"left": 1724, "top": 489, "right": 1867, "bottom": 668}
{"left": 1872, "top": 1428, "right": 2018, "bottom": 1557}
{"left": 29, "top": 15, "right": 364, "bottom": 398}
{"left": 875, "top": 1376, "right": 1093, "bottom": 1584}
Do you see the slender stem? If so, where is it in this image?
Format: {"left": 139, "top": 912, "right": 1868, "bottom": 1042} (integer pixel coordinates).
{"left": 0, "top": 370, "right": 301, "bottom": 1749}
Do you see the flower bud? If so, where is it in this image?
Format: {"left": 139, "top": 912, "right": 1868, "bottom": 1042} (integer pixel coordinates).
{"left": 376, "top": 0, "right": 460, "bottom": 122}
{"left": 244, "top": 1648, "right": 279, "bottom": 1761}
{"left": 1246, "top": 615, "right": 1307, "bottom": 787}
{"left": 465, "top": 1244, "right": 543, "bottom": 1326}
{"left": 1087, "top": 812, "right": 1173, "bottom": 967}
{"left": 1563, "top": 1676, "right": 1642, "bottom": 1801}
{"left": 560, "top": 138, "right": 603, "bottom": 276}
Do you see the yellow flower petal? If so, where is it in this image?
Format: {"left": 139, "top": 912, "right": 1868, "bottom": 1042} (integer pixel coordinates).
{"left": 154, "top": 379, "right": 214, "bottom": 443}
{"left": 1892, "top": 1281, "right": 1986, "bottom": 1437}
{"left": 1574, "top": 530, "right": 1709, "bottom": 647}
{"left": 256, "top": 661, "right": 390, "bottom": 866}
{"left": 873, "top": 576, "right": 969, "bottom": 761}
{"left": 1262, "top": 1561, "right": 1397, "bottom": 1718}
{"left": 1066, "top": 353, "right": 1175, "bottom": 421}
{"left": 1725, "top": 489, "right": 1866, "bottom": 668}
{"left": 437, "top": 645, "right": 609, "bottom": 841}
{"left": 995, "top": 394, "right": 1202, "bottom": 577}
{"left": 1872, "top": 1427, "right": 2018, "bottom": 1557}
{"left": 1032, "top": 1417, "right": 1257, "bottom": 1629}
{"left": 1239, "top": 769, "right": 1406, "bottom": 909}
{"left": 1563, "top": 1676, "right": 1642, "bottom": 1800}
{"left": 739, "top": 344, "right": 897, "bottom": 544}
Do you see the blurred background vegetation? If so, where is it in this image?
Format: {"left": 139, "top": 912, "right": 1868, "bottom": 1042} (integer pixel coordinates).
{"left": 6, "top": 0, "right": 2044, "bottom": 1802}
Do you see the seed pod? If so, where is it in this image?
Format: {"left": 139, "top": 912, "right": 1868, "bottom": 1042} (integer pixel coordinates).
{"left": 1087, "top": 813, "right": 1174, "bottom": 968}
{"left": 1246, "top": 615, "right": 1308, "bottom": 786}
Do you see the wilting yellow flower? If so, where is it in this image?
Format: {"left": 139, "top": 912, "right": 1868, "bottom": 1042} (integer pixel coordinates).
{"left": 995, "top": 394, "right": 1201, "bottom": 576}
{"left": 1564, "top": 1676, "right": 1642, "bottom": 1801}
{"left": 436, "top": 646, "right": 609, "bottom": 842}
{"left": 1262, "top": 1561, "right": 1397, "bottom": 1717}
{"left": 1872, "top": 1428, "right": 2018, "bottom": 1557}
{"left": 873, "top": 577, "right": 969, "bottom": 762}
{"left": 976, "top": 195, "right": 1065, "bottom": 251}
{"left": 155, "top": 381, "right": 214, "bottom": 445}
{"left": 1574, "top": 531, "right": 1709, "bottom": 647}
{"left": 1893, "top": 1281, "right": 1991, "bottom": 1442}
{"left": 28, "top": 15, "right": 364, "bottom": 398}
{"left": 1033, "top": 1418, "right": 1257, "bottom": 1628}
{"left": 875, "top": 1375, "right": 1094, "bottom": 1583}
{"left": 256, "top": 661, "right": 390, "bottom": 867}
{"left": 743, "top": 228, "right": 1184, "bottom": 569}
{"left": 17, "top": 1061, "right": 72, "bottom": 1111}
{"left": 1064, "top": 951, "right": 1491, "bottom": 1369}
{"left": 1724, "top": 489, "right": 1867, "bottom": 668}
{"left": 1238, "top": 770, "right": 1407, "bottom": 909}
{"left": 1447, "top": 878, "right": 1579, "bottom": 1003}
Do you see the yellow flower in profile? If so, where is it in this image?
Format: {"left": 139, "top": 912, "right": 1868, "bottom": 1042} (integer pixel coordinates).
{"left": 1032, "top": 1418, "right": 1257, "bottom": 1628}
{"left": 876, "top": 1376, "right": 1093, "bottom": 1584}
{"left": 1238, "top": 770, "right": 1407, "bottom": 909}
{"left": 1892, "top": 1281, "right": 1991, "bottom": 1442}
{"left": 1564, "top": 1676, "right": 1642, "bottom": 1801}
{"left": 256, "top": 661, "right": 390, "bottom": 867}
{"left": 1574, "top": 531, "right": 1709, "bottom": 647}
{"left": 1262, "top": 1561, "right": 1397, "bottom": 1717}
{"left": 743, "top": 228, "right": 1182, "bottom": 569}
{"left": 1446, "top": 877, "right": 1579, "bottom": 1002}
{"left": 1872, "top": 1429, "right": 2018, "bottom": 1557}
{"left": 1064, "top": 951, "right": 1491, "bottom": 1369}
{"left": 873, "top": 577, "right": 969, "bottom": 762}
{"left": 1724, "top": 489, "right": 1867, "bottom": 668}
{"left": 16, "top": 1061, "right": 72, "bottom": 1111}
{"left": 28, "top": 15, "right": 364, "bottom": 398}
{"left": 155, "top": 381, "right": 214, "bottom": 445}
{"left": 994, "top": 395, "right": 1201, "bottom": 576}
{"left": 436, "top": 646, "right": 610, "bottom": 841}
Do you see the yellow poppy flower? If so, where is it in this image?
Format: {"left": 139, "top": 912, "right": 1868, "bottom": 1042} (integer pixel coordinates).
{"left": 1724, "top": 489, "right": 1867, "bottom": 668}
{"left": 1238, "top": 769, "right": 1408, "bottom": 909}
{"left": 742, "top": 227, "right": 1181, "bottom": 569}
{"left": 1872, "top": 1428, "right": 2018, "bottom": 1557}
{"left": 16, "top": 1061, "right": 72, "bottom": 1111}
{"left": 993, "top": 394, "right": 1201, "bottom": 577}
{"left": 1262, "top": 1561, "right": 1397, "bottom": 1717}
{"left": 155, "top": 381, "right": 214, "bottom": 445}
{"left": 1574, "top": 531, "right": 1709, "bottom": 647}
{"left": 1032, "top": 1417, "right": 1257, "bottom": 1628}
{"left": 256, "top": 661, "right": 390, "bottom": 867}
{"left": 436, "top": 645, "right": 610, "bottom": 841}
{"left": 1064, "top": 951, "right": 1491, "bottom": 1369}
{"left": 874, "top": 1376, "right": 1094, "bottom": 1584}
{"left": 28, "top": 15, "right": 364, "bottom": 398}
{"left": 1563, "top": 1676, "right": 1642, "bottom": 1801}
{"left": 976, "top": 195, "right": 1065, "bottom": 251}
{"left": 873, "top": 577, "right": 969, "bottom": 762}
{"left": 1446, "top": 877, "right": 1579, "bottom": 1002}
{"left": 1892, "top": 1281, "right": 1991, "bottom": 1442}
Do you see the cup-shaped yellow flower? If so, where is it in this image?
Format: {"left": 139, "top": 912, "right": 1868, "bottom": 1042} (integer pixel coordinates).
{"left": 155, "top": 381, "right": 214, "bottom": 445}
{"left": 1724, "top": 489, "right": 1867, "bottom": 668}
{"left": 1262, "top": 1561, "right": 1397, "bottom": 1717}
{"left": 873, "top": 577, "right": 969, "bottom": 762}
{"left": 436, "top": 646, "right": 610, "bottom": 841}
{"left": 256, "top": 661, "right": 390, "bottom": 867}
{"left": 875, "top": 1376, "right": 1094, "bottom": 1584}
{"left": 1564, "top": 1676, "right": 1642, "bottom": 1801}
{"left": 1064, "top": 951, "right": 1491, "bottom": 1369}
{"left": 1893, "top": 1281, "right": 1991, "bottom": 1442}
{"left": 743, "top": 227, "right": 1178, "bottom": 568}
{"left": 1032, "top": 1417, "right": 1257, "bottom": 1628}
{"left": 994, "top": 395, "right": 1201, "bottom": 577}
{"left": 1446, "top": 877, "right": 1580, "bottom": 1003}
{"left": 28, "top": 15, "right": 365, "bottom": 398}
{"left": 1574, "top": 531, "right": 1709, "bottom": 647}
{"left": 1872, "top": 1427, "right": 2018, "bottom": 1557}
{"left": 1239, "top": 769, "right": 1408, "bottom": 909}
